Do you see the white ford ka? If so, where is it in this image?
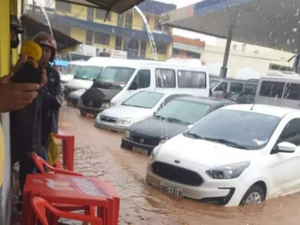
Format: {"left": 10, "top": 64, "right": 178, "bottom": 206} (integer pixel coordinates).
{"left": 146, "top": 104, "right": 300, "bottom": 206}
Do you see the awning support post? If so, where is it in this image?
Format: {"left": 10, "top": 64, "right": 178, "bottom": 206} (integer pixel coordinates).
{"left": 220, "top": 27, "right": 233, "bottom": 78}
{"left": 293, "top": 54, "right": 300, "bottom": 73}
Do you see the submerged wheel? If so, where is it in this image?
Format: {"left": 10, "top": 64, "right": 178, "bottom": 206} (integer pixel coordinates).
{"left": 240, "top": 185, "right": 265, "bottom": 206}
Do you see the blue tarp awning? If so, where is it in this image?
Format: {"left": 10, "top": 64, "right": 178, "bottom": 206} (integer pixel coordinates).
{"left": 53, "top": 60, "right": 70, "bottom": 67}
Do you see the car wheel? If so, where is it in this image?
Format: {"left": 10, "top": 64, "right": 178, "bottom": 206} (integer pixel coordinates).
{"left": 240, "top": 185, "right": 265, "bottom": 206}
{"left": 79, "top": 109, "right": 86, "bottom": 117}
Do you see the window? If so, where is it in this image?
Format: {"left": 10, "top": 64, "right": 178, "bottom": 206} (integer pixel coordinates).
{"left": 140, "top": 41, "right": 147, "bottom": 58}
{"left": 187, "top": 52, "right": 201, "bottom": 59}
{"left": 86, "top": 30, "right": 93, "bottom": 45}
{"left": 134, "top": 70, "right": 151, "bottom": 89}
{"left": 284, "top": 83, "right": 300, "bottom": 100}
{"left": 125, "top": 12, "right": 133, "bottom": 29}
{"left": 278, "top": 119, "right": 300, "bottom": 146}
{"left": 115, "top": 36, "right": 123, "bottom": 50}
{"left": 117, "top": 14, "right": 124, "bottom": 27}
{"left": 55, "top": 1, "right": 71, "bottom": 13}
{"left": 143, "top": 16, "right": 150, "bottom": 30}
{"left": 156, "top": 69, "right": 176, "bottom": 88}
{"left": 230, "top": 82, "right": 244, "bottom": 92}
{"left": 87, "top": 7, "right": 94, "bottom": 21}
{"left": 177, "top": 70, "right": 206, "bottom": 88}
{"left": 157, "top": 43, "right": 167, "bottom": 55}
{"left": 154, "top": 18, "right": 162, "bottom": 30}
{"left": 244, "top": 84, "right": 258, "bottom": 94}
{"left": 96, "top": 9, "right": 111, "bottom": 21}
{"left": 260, "top": 81, "right": 285, "bottom": 98}
{"left": 94, "top": 32, "right": 110, "bottom": 45}
{"left": 123, "top": 92, "right": 164, "bottom": 109}
{"left": 215, "top": 82, "right": 228, "bottom": 92}
{"left": 74, "top": 66, "right": 103, "bottom": 81}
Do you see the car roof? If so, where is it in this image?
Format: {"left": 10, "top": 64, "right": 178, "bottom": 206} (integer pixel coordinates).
{"left": 222, "top": 104, "right": 300, "bottom": 118}
{"left": 175, "top": 96, "right": 234, "bottom": 106}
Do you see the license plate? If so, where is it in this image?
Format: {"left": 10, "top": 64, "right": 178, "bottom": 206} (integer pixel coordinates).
{"left": 86, "top": 113, "right": 94, "bottom": 118}
{"left": 160, "top": 182, "right": 182, "bottom": 197}
{"left": 133, "top": 147, "right": 148, "bottom": 155}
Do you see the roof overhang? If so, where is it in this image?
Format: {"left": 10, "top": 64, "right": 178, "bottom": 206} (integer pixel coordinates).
{"left": 161, "top": 0, "right": 300, "bottom": 54}
{"left": 56, "top": 0, "right": 146, "bottom": 14}
{"left": 21, "top": 14, "right": 81, "bottom": 53}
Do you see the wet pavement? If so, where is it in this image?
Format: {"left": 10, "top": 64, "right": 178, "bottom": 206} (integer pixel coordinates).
{"left": 59, "top": 106, "right": 300, "bottom": 225}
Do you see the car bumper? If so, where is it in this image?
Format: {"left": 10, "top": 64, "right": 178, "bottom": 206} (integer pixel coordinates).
{"left": 95, "top": 120, "right": 128, "bottom": 133}
{"left": 146, "top": 163, "right": 249, "bottom": 206}
{"left": 121, "top": 138, "right": 155, "bottom": 155}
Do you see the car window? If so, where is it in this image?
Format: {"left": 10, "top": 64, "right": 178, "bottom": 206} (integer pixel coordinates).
{"left": 134, "top": 70, "right": 151, "bottom": 89}
{"left": 123, "top": 91, "right": 164, "bottom": 109}
{"left": 155, "top": 69, "right": 176, "bottom": 88}
{"left": 214, "top": 82, "right": 228, "bottom": 92}
{"left": 259, "top": 81, "right": 285, "bottom": 98}
{"left": 74, "top": 66, "right": 103, "bottom": 80}
{"left": 210, "top": 80, "right": 220, "bottom": 89}
{"left": 155, "top": 100, "right": 210, "bottom": 125}
{"left": 187, "top": 109, "right": 280, "bottom": 150}
{"left": 244, "top": 84, "right": 258, "bottom": 94}
{"left": 283, "top": 83, "right": 300, "bottom": 100}
{"left": 278, "top": 119, "right": 300, "bottom": 146}
{"left": 230, "top": 82, "right": 244, "bottom": 92}
{"left": 177, "top": 70, "right": 206, "bottom": 88}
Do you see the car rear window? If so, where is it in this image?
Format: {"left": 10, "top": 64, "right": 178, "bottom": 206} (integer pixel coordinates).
{"left": 259, "top": 81, "right": 285, "bottom": 98}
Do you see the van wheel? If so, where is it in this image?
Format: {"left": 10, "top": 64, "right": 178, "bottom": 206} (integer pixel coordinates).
{"left": 240, "top": 185, "right": 265, "bottom": 206}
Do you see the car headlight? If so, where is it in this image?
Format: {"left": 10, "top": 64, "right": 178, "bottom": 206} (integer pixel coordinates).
{"left": 117, "top": 117, "right": 133, "bottom": 125}
{"left": 96, "top": 113, "right": 101, "bottom": 120}
{"left": 110, "top": 102, "right": 117, "bottom": 107}
{"left": 150, "top": 145, "right": 161, "bottom": 162}
{"left": 206, "top": 161, "right": 250, "bottom": 179}
{"left": 124, "top": 130, "right": 131, "bottom": 139}
{"left": 102, "top": 102, "right": 110, "bottom": 109}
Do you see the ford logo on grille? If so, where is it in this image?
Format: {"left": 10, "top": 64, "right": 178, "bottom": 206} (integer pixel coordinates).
{"left": 88, "top": 100, "right": 94, "bottom": 107}
{"left": 140, "top": 139, "right": 145, "bottom": 143}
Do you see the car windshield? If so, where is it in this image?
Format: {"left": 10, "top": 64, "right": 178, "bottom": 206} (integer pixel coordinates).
{"left": 123, "top": 92, "right": 164, "bottom": 109}
{"left": 96, "top": 67, "right": 135, "bottom": 89}
{"left": 74, "top": 66, "right": 102, "bottom": 80}
{"left": 186, "top": 109, "right": 280, "bottom": 150}
{"left": 210, "top": 80, "right": 220, "bottom": 89}
{"left": 155, "top": 100, "right": 210, "bottom": 125}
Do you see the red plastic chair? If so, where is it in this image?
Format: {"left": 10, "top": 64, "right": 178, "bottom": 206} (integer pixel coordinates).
{"left": 31, "top": 197, "right": 102, "bottom": 225}
{"left": 31, "top": 153, "right": 82, "bottom": 176}
{"left": 56, "top": 130, "right": 75, "bottom": 171}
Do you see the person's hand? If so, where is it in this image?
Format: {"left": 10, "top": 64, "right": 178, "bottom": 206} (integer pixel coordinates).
{"left": 0, "top": 75, "right": 40, "bottom": 113}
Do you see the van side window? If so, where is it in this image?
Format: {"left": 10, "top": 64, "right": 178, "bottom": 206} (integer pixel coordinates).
{"left": 155, "top": 69, "right": 176, "bottom": 88}
{"left": 177, "top": 70, "right": 206, "bottom": 88}
{"left": 215, "top": 82, "right": 228, "bottom": 92}
{"left": 284, "top": 83, "right": 300, "bottom": 100}
{"left": 260, "top": 81, "right": 285, "bottom": 98}
{"left": 278, "top": 119, "right": 300, "bottom": 146}
{"left": 134, "top": 70, "right": 151, "bottom": 89}
{"left": 244, "top": 84, "right": 257, "bottom": 94}
{"left": 230, "top": 82, "right": 243, "bottom": 92}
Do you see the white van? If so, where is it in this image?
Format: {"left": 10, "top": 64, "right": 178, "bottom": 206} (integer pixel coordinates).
{"left": 60, "top": 61, "right": 86, "bottom": 84}
{"left": 78, "top": 60, "right": 209, "bottom": 117}
{"left": 255, "top": 72, "right": 300, "bottom": 109}
{"left": 64, "top": 57, "right": 129, "bottom": 98}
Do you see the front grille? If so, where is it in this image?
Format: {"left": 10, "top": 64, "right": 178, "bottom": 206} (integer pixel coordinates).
{"left": 131, "top": 135, "right": 161, "bottom": 146}
{"left": 152, "top": 162, "right": 203, "bottom": 186}
{"left": 100, "top": 115, "right": 117, "bottom": 123}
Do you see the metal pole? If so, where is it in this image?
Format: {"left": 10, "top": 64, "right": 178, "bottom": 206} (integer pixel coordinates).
{"left": 220, "top": 27, "right": 233, "bottom": 78}
{"left": 293, "top": 54, "right": 300, "bottom": 73}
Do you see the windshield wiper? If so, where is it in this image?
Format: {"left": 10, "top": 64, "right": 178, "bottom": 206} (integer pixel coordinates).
{"left": 154, "top": 114, "right": 167, "bottom": 120}
{"left": 184, "top": 132, "right": 204, "bottom": 140}
{"left": 166, "top": 117, "right": 189, "bottom": 125}
{"left": 204, "top": 138, "right": 248, "bottom": 150}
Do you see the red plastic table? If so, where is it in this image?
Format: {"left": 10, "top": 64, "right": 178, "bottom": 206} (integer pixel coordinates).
{"left": 22, "top": 174, "right": 120, "bottom": 225}
{"left": 56, "top": 130, "right": 75, "bottom": 171}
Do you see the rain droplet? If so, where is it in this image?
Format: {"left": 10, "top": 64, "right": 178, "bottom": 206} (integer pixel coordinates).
{"left": 293, "top": 28, "right": 298, "bottom": 32}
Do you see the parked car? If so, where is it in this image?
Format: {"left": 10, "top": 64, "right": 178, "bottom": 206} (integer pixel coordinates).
{"left": 79, "top": 60, "right": 209, "bottom": 117}
{"left": 121, "top": 97, "right": 234, "bottom": 155}
{"left": 60, "top": 60, "right": 86, "bottom": 84}
{"left": 230, "top": 91, "right": 256, "bottom": 104}
{"left": 147, "top": 104, "right": 300, "bottom": 206}
{"left": 67, "top": 89, "right": 86, "bottom": 107}
{"left": 94, "top": 91, "right": 187, "bottom": 132}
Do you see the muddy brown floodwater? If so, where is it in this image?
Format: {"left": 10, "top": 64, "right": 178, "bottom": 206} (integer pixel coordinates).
{"left": 59, "top": 107, "right": 300, "bottom": 225}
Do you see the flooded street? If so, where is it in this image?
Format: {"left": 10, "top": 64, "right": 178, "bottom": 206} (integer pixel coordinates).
{"left": 60, "top": 107, "right": 300, "bottom": 225}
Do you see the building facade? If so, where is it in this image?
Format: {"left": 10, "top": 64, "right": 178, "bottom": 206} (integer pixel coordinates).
{"left": 27, "top": 0, "right": 176, "bottom": 61}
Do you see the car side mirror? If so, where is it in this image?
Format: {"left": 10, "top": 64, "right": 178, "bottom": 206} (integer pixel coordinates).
{"left": 129, "top": 81, "right": 138, "bottom": 90}
{"left": 277, "top": 142, "right": 297, "bottom": 153}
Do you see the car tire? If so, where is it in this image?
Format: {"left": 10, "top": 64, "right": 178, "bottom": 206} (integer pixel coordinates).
{"left": 79, "top": 109, "right": 86, "bottom": 117}
{"left": 240, "top": 184, "right": 265, "bottom": 206}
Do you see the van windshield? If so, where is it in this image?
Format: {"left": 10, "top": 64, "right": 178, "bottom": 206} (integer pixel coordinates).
{"left": 74, "top": 66, "right": 103, "bottom": 81}
{"left": 96, "top": 67, "right": 136, "bottom": 89}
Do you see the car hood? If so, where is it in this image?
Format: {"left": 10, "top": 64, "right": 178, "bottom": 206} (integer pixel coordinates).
{"left": 157, "top": 134, "right": 259, "bottom": 168}
{"left": 129, "top": 117, "right": 188, "bottom": 139}
{"left": 66, "top": 79, "right": 93, "bottom": 89}
{"left": 60, "top": 74, "right": 74, "bottom": 82}
{"left": 81, "top": 87, "right": 121, "bottom": 103}
{"left": 101, "top": 105, "right": 154, "bottom": 121}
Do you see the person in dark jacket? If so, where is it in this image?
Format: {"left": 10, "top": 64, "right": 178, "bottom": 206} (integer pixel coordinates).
{"left": 33, "top": 32, "right": 62, "bottom": 149}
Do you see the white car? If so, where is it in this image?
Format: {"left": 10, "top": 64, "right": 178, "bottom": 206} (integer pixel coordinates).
{"left": 95, "top": 91, "right": 187, "bottom": 132}
{"left": 147, "top": 104, "right": 300, "bottom": 206}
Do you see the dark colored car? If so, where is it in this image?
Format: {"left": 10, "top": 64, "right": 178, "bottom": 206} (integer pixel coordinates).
{"left": 121, "top": 96, "right": 234, "bottom": 155}
{"left": 230, "top": 92, "right": 256, "bottom": 104}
